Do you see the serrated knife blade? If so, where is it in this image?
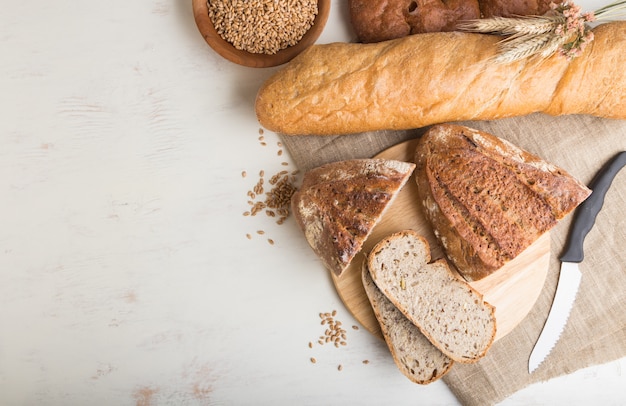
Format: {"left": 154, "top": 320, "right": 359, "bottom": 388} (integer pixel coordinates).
{"left": 528, "top": 151, "right": 626, "bottom": 374}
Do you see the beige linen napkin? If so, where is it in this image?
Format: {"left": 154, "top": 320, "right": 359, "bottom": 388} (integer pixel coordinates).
{"left": 279, "top": 113, "right": 626, "bottom": 405}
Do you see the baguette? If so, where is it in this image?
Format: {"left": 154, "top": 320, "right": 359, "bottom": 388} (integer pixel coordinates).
{"left": 361, "top": 259, "right": 454, "bottom": 384}
{"left": 414, "top": 124, "right": 591, "bottom": 281}
{"left": 255, "top": 22, "right": 626, "bottom": 136}
{"left": 367, "top": 230, "right": 496, "bottom": 363}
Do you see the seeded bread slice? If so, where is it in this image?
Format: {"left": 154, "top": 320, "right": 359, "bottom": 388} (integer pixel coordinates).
{"left": 291, "top": 158, "right": 415, "bottom": 277}
{"left": 362, "top": 259, "right": 454, "bottom": 384}
{"left": 368, "top": 230, "right": 496, "bottom": 363}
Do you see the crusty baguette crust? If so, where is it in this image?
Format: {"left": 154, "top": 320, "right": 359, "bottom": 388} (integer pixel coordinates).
{"left": 255, "top": 22, "right": 626, "bottom": 136}
{"left": 414, "top": 124, "right": 591, "bottom": 281}
{"left": 361, "top": 260, "right": 453, "bottom": 384}
{"left": 291, "top": 159, "right": 415, "bottom": 276}
{"left": 367, "top": 230, "right": 496, "bottom": 363}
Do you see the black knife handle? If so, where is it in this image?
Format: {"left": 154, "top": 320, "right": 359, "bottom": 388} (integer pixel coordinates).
{"left": 560, "top": 151, "right": 626, "bottom": 263}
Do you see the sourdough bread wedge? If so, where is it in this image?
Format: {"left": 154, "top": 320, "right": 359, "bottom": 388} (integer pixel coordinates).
{"left": 362, "top": 260, "right": 454, "bottom": 384}
{"left": 368, "top": 230, "right": 496, "bottom": 363}
{"left": 292, "top": 159, "right": 415, "bottom": 277}
{"left": 414, "top": 124, "right": 591, "bottom": 281}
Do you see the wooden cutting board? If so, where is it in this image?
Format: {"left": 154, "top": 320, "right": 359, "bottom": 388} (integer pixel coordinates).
{"left": 331, "top": 139, "right": 550, "bottom": 342}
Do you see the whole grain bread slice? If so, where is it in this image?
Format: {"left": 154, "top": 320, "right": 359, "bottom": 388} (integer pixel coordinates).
{"left": 362, "top": 259, "right": 454, "bottom": 384}
{"left": 368, "top": 230, "right": 496, "bottom": 363}
{"left": 291, "top": 159, "right": 415, "bottom": 277}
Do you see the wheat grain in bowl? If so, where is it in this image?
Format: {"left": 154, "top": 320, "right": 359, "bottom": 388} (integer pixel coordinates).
{"left": 192, "top": 0, "right": 331, "bottom": 68}
{"left": 208, "top": 0, "right": 318, "bottom": 55}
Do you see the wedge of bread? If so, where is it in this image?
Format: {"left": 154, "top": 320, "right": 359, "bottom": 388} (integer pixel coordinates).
{"left": 291, "top": 159, "right": 415, "bottom": 277}
{"left": 414, "top": 124, "right": 591, "bottom": 281}
{"left": 368, "top": 230, "right": 496, "bottom": 363}
{"left": 362, "top": 259, "right": 454, "bottom": 384}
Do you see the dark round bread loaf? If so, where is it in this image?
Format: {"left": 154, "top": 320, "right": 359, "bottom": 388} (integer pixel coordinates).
{"left": 348, "top": 0, "right": 566, "bottom": 44}
{"left": 479, "top": 0, "right": 563, "bottom": 18}
{"left": 349, "top": 0, "right": 480, "bottom": 43}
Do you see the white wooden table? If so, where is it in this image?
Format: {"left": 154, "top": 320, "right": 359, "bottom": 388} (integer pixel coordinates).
{"left": 1, "top": 1, "right": 623, "bottom": 404}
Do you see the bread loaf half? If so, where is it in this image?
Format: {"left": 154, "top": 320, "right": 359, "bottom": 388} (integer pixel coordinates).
{"left": 291, "top": 159, "right": 415, "bottom": 277}
{"left": 367, "top": 230, "right": 496, "bottom": 363}
{"left": 255, "top": 22, "right": 626, "bottom": 136}
{"left": 362, "top": 259, "right": 454, "bottom": 384}
{"left": 414, "top": 124, "right": 591, "bottom": 281}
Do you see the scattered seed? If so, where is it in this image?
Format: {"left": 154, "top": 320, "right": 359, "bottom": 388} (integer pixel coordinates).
{"left": 310, "top": 357, "right": 317, "bottom": 364}
{"left": 246, "top": 233, "right": 252, "bottom": 240}
{"left": 308, "top": 342, "right": 313, "bottom": 348}
{"left": 352, "top": 325, "right": 359, "bottom": 330}
{"left": 281, "top": 161, "right": 289, "bottom": 166}
{"left": 241, "top": 171, "right": 247, "bottom": 178}
{"left": 257, "top": 230, "right": 265, "bottom": 235}
{"left": 268, "top": 238, "right": 275, "bottom": 245}
{"left": 362, "top": 360, "right": 370, "bottom": 364}
{"left": 259, "top": 128, "right": 264, "bottom": 135}
{"left": 338, "top": 364, "right": 343, "bottom": 371}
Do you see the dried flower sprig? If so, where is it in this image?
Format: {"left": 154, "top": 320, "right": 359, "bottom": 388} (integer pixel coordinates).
{"left": 459, "top": 1, "right": 626, "bottom": 64}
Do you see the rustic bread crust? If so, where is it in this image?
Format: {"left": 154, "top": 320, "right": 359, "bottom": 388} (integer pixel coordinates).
{"left": 255, "top": 22, "right": 626, "bottom": 136}
{"left": 414, "top": 124, "right": 591, "bottom": 281}
{"left": 362, "top": 260, "right": 454, "bottom": 384}
{"left": 291, "top": 159, "right": 415, "bottom": 276}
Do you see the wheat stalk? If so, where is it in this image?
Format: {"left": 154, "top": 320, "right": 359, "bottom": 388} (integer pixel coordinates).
{"left": 494, "top": 32, "right": 555, "bottom": 64}
{"left": 595, "top": 0, "right": 626, "bottom": 19}
{"left": 458, "top": 16, "right": 563, "bottom": 36}
{"left": 458, "top": 1, "right": 624, "bottom": 63}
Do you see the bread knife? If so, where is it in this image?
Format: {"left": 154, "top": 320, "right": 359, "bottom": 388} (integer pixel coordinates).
{"left": 528, "top": 151, "right": 626, "bottom": 373}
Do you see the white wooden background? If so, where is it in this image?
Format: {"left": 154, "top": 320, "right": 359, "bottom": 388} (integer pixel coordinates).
{"left": 1, "top": 0, "right": 623, "bottom": 405}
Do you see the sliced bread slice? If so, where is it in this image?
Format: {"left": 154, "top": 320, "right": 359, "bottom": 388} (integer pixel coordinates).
{"left": 291, "top": 159, "right": 415, "bottom": 277}
{"left": 362, "top": 259, "right": 454, "bottom": 384}
{"left": 368, "top": 230, "right": 496, "bottom": 363}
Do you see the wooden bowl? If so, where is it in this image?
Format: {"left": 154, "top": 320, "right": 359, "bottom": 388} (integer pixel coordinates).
{"left": 192, "top": 0, "right": 331, "bottom": 68}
